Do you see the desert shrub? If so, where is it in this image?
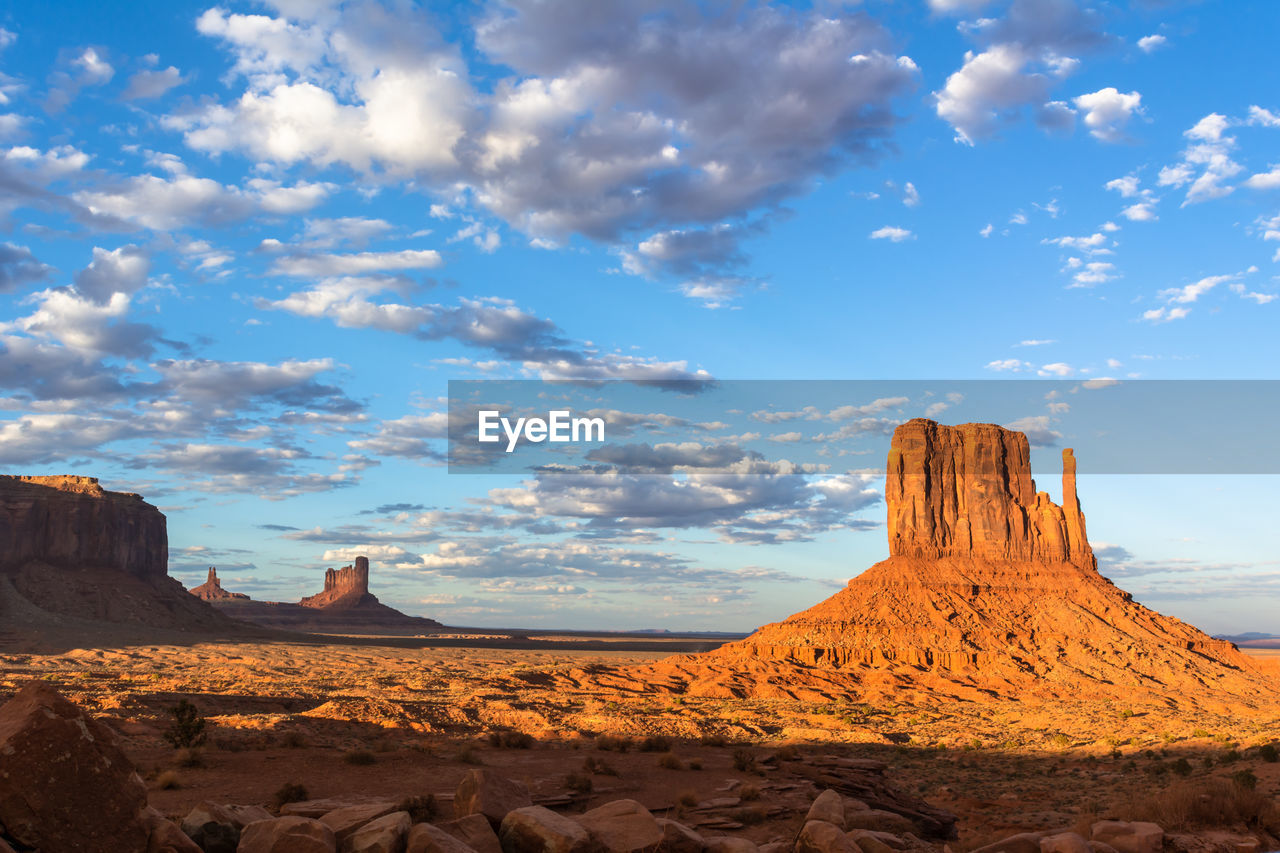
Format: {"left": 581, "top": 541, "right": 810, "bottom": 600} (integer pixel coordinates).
{"left": 657, "top": 752, "right": 684, "bottom": 770}
{"left": 565, "top": 772, "right": 593, "bottom": 794}
{"left": 1233, "top": 769, "right": 1259, "bottom": 791}
{"left": 1171, "top": 758, "right": 1193, "bottom": 776}
{"left": 678, "top": 790, "right": 699, "bottom": 807}
{"left": 1051, "top": 733, "right": 1071, "bottom": 748}
{"left": 640, "top": 735, "right": 674, "bottom": 752}
{"left": 457, "top": 745, "right": 483, "bottom": 765}
{"left": 488, "top": 730, "right": 535, "bottom": 749}
{"left": 732, "top": 749, "right": 757, "bottom": 773}
{"left": 732, "top": 806, "right": 767, "bottom": 825}
{"left": 700, "top": 733, "right": 730, "bottom": 747}
{"left": 163, "top": 699, "right": 207, "bottom": 749}
{"left": 688, "top": 759, "right": 703, "bottom": 771}
{"left": 280, "top": 730, "right": 307, "bottom": 749}
{"left": 1260, "top": 743, "right": 1279, "bottom": 762}
{"left": 343, "top": 749, "right": 376, "bottom": 766}
{"left": 1191, "top": 728, "right": 1211, "bottom": 738}
{"left": 1120, "top": 709, "right": 1135, "bottom": 718}
{"left": 397, "top": 794, "right": 438, "bottom": 823}
{"left": 174, "top": 747, "right": 204, "bottom": 768}
{"left": 738, "top": 783, "right": 761, "bottom": 801}
{"left": 596, "top": 735, "right": 633, "bottom": 752}
{"left": 584, "top": 756, "right": 618, "bottom": 776}
{"left": 272, "top": 782, "right": 308, "bottom": 811}
{"left": 1126, "top": 777, "right": 1277, "bottom": 830}
{"left": 154, "top": 770, "right": 181, "bottom": 790}
{"left": 775, "top": 745, "right": 799, "bottom": 761}
{"left": 1221, "top": 749, "right": 1242, "bottom": 764}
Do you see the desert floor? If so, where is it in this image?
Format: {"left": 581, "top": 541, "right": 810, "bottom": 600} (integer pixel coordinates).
{"left": 2, "top": 637, "right": 1278, "bottom": 849}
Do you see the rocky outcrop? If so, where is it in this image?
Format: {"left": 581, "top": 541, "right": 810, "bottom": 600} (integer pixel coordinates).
{"left": 885, "top": 420, "right": 1093, "bottom": 569}
{"left": 618, "top": 419, "right": 1275, "bottom": 710}
{"left": 0, "top": 475, "right": 167, "bottom": 578}
{"left": 0, "top": 475, "right": 242, "bottom": 643}
{"left": 189, "top": 567, "right": 249, "bottom": 601}
{"left": 301, "top": 556, "right": 372, "bottom": 609}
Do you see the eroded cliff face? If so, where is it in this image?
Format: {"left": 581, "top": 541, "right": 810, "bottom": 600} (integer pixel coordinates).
{"left": 300, "top": 556, "right": 371, "bottom": 609}
{"left": 0, "top": 475, "right": 168, "bottom": 578}
{"left": 189, "top": 567, "right": 249, "bottom": 601}
{"left": 885, "top": 419, "right": 1094, "bottom": 569}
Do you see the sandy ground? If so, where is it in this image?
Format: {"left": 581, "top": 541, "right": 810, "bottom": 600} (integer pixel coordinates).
{"left": 1, "top": 639, "right": 1278, "bottom": 849}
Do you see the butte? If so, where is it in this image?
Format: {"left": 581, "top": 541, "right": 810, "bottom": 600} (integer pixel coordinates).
{"left": 611, "top": 419, "right": 1277, "bottom": 714}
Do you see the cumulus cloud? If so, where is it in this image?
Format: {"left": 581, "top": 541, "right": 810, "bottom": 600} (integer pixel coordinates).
{"left": 270, "top": 249, "right": 442, "bottom": 277}
{"left": 75, "top": 173, "right": 255, "bottom": 230}
{"left": 121, "top": 66, "right": 185, "bottom": 100}
{"left": 1244, "top": 166, "right": 1280, "bottom": 190}
{"left": 1136, "top": 34, "right": 1167, "bottom": 53}
{"left": 869, "top": 225, "right": 913, "bottom": 242}
{"left": 0, "top": 243, "right": 53, "bottom": 293}
{"left": 73, "top": 245, "right": 149, "bottom": 303}
{"left": 1159, "top": 113, "right": 1243, "bottom": 205}
{"left": 1072, "top": 87, "right": 1141, "bottom": 142}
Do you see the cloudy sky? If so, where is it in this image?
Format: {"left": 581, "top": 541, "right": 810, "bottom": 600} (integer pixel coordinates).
{"left": 2, "top": 0, "right": 1278, "bottom": 633}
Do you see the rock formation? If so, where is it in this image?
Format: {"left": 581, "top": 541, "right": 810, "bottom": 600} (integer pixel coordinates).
{"left": 0, "top": 475, "right": 167, "bottom": 578}
{"left": 619, "top": 419, "right": 1276, "bottom": 710}
{"left": 189, "top": 566, "right": 249, "bottom": 601}
{"left": 301, "top": 556, "right": 373, "bottom": 609}
{"left": 0, "top": 474, "right": 240, "bottom": 646}
{"left": 210, "top": 555, "right": 443, "bottom": 635}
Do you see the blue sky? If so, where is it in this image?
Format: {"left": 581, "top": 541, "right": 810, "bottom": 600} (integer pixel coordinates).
{"left": 2, "top": 0, "right": 1278, "bottom": 632}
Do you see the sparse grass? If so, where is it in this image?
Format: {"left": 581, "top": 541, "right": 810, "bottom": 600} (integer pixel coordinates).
{"left": 342, "top": 749, "right": 376, "bottom": 766}
{"left": 1051, "top": 733, "right": 1071, "bottom": 748}
{"left": 163, "top": 699, "right": 207, "bottom": 749}
{"left": 456, "top": 744, "right": 483, "bottom": 765}
{"left": 1126, "top": 777, "right": 1278, "bottom": 831}
{"left": 584, "top": 755, "right": 618, "bottom": 776}
{"left": 1191, "top": 728, "right": 1212, "bottom": 738}
{"left": 565, "top": 772, "right": 593, "bottom": 794}
{"left": 739, "top": 783, "right": 761, "bottom": 801}
{"left": 596, "top": 734, "right": 634, "bottom": 752}
{"left": 154, "top": 769, "right": 182, "bottom": 790}
{"left": 731, "top": 805, "right": 767, "bottom": 825}
{"left": 173, "top": 747, "right": 203, "bottom": 768}
{"left": 280, "top": 730, "right": 307, "bottom": 749}
{"left": 732, "top": 749, "right": 757, "bottom": 773}
{"left": 488, "top": 730, "right": 535, "bottom": 749}
{"left": 678, "top": 790, "right": 699, "bottom": 807}
{"left": 657, "top": 751, "right": 684, "bottom": 770}
{"left": 213, "top": 736, "right": 246, "bottom": 752}
{"left": 397, "top": 794, "right": 438, "bottom": 823}
{"left": 699, "top": 733, "right": 730, "bottom": 747}
{"left": 639, "top": 735, "right": 674, "bottom": 752}
{"left": 272, "top": 782, "right": 308, "bottom": 811}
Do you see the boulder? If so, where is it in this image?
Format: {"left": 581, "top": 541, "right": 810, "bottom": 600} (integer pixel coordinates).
{"left": 0, "top": 681, "right": 150, "bottom": 853}
{"left": 144, "top": 807, "right": 203, "bottom": 853}
{"left": 346, "top": 811, "right": 411, "bottom": 853}
{"left": 806, "top": 791, "right": 846, "bottom": 829}
{"left": 971, "top": 833, "right": 1049, "bottom": 853}
{"left": 574, "top": 799, "right": 661, "bottom": 853}
{"left": 1040, "top": 834, "right": 1092, "bottom": 853}
{"left": 703, "top": 838, "right": 758, "bottom": 853}
{"left": 237, "top": 817, "right": 338, "bottom": 853}
{"left": 498, "top": 806, "right": 596, "bottom": 853}
{"left": 1090, "top": 843, "right": 1120, "bottom": 853}
{"left": 440, "top": 814, "right": 502, "bottom": 853}
{"left": 320, "top": 803, "right": 398, "bottom": 841}
{"left": 848, "top": 834, "right": 894, "bottom": 853}
{"left": 183, "top": 801, "right": 248, "bottom": 853}
{"left": 847, "top": 831, "right": 903, "bottom": 852}
{"left": 456, "top": 770, "right": 532, "bottom": 828}
{"left": 1090, "top": 823, "right": 1163, "bottom": 853}
{"left": 285, "top": 800, "right": 373, "bottom": 819}
{"left": 842, "top": 811, "right": 915, "bottom": 837}
{"left": 408, "top": 822, "right": 478, "bottom": 853}
{"left": 654, "top": 819, "right": 704, "bottom": 853}
{"left": 795, "top": 821, "right": 860, "bottom": 853}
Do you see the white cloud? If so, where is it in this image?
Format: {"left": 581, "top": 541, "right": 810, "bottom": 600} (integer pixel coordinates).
{"left": 1121, "top": 202, "right": 1158, "bottom": 221}
{"left": 1043, "top": 232, "right": 1109, "bottom": 253}
{"left": 1038, "top": 362, "right": 1073, "bottom": 377}
{"left": 1142, "top": 306, "right": 1189, "bottom": 323}
{"left": 980, "top": 223, "right": 993, "bottom": 237}
{"left": 936, "top": 45, "right": 1052, "bottom": 144}
{"left": 1069, "top": 261, "right": 1115, "bottom": 287}
{"left": 247, "top": 178, "right": 334, "bottom": 214}
{"left": 1247, "top": 106, "right": 1280, "bottom": 128}
{"left": 986, "top": 359, "right": 1029, "bottom": 372}
{"left": 121, "top": 66, "right": 185, "bottom": 100}
{"left": 1230, "top": 283, "right": 1276, "bottom": 304}
{"left": 869, "top": 225, "right": 914, "bottom": 242}
{"left": 1137, "top": 34, "right": 1167, "bottom": 53}
{"left": 74, "top": 48, "right": 114, "bottom": 85}
{"left": 1072, "top": 87, "right": 1142, "bottom": 143}
{"left": 269, "top": 249, "right": 443, "bottom": 277}
{"left": 74, "top": 245, "right": 150, "bottom": 303}
{"left": 75, "top": 174, "right": 254, "bottom": 230}
{"left": 1159, "top": 274, "right": 1235, "bottom": 304}
{"left": 1159, "top": 113, "right": 1242, "bottom": 205}
{"left": 1105, "top": 175, "right": 1140, "bottom": 197}
{"left": 903, "top": 182, "right": 920, "bottom": 207}
{"left": 1244, "top": 166, "right": 1280, "bottom": 190}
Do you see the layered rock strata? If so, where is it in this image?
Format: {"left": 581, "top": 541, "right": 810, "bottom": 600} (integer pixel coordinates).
{"left": 189, "top": 566, "right": 249, "bottom": 601}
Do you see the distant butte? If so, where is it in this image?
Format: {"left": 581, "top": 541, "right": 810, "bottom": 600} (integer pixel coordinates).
{"left": 205, "top": 554, "right": 442, "bottom": 635}
{"left": 189, "top": 566, "right": 249, "bottom": 601}
{"left": 602, "top": 419, "right": 1276, "bottom": 711}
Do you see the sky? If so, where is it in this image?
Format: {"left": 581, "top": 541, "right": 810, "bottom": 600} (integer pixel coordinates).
{"left": 1, "top": 0, "right": 1279, "bottom": 633}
